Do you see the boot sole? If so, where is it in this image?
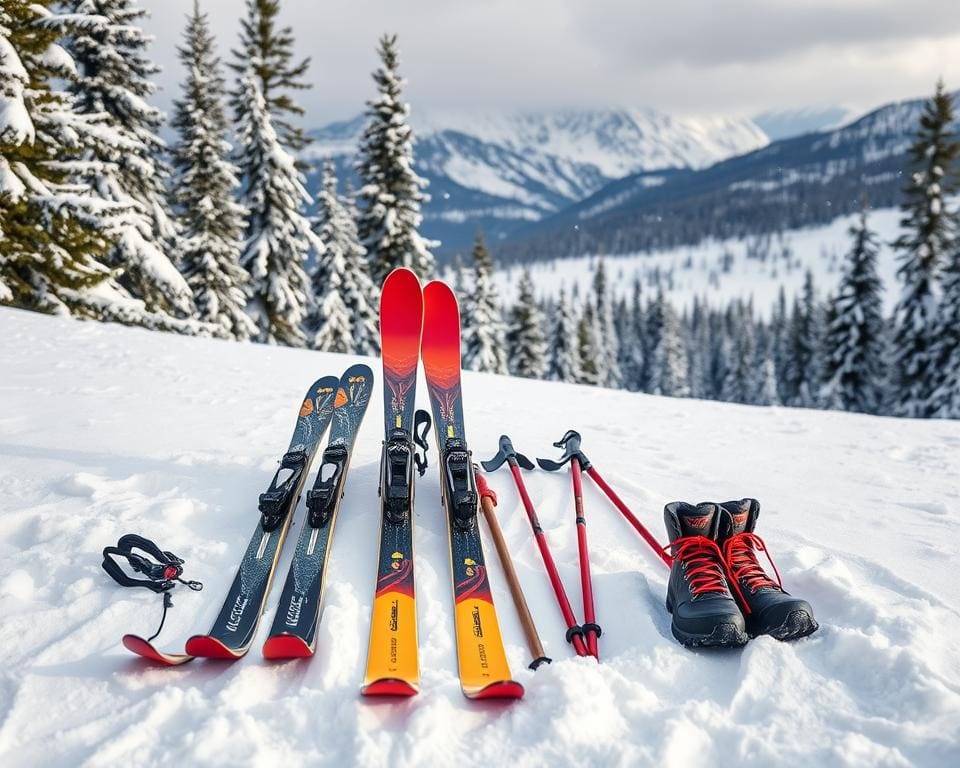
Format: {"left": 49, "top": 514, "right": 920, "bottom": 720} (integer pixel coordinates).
{"left": 764, "top": 610, "right": 819, "bottom": 642}
{"left": 672, "top": 622, "right": 749, "bottom": 649}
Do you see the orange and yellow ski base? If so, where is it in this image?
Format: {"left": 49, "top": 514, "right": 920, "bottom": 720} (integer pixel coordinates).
{"left": 361, "top": 591, "right": 420, "bottom": 696}
{"left": 454, "top": 597, "right": 524, "bottom": 699}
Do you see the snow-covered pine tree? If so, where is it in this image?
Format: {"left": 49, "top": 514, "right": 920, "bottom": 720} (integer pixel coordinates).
{"left": 643, "top": 286, "right": 667, "bottom": 392}
{"left": 820, "top": 207, "right": 887, "bottom": 414}
{"left": 172, "top": 1, "right": 253, "bottom": 341}
{"left": 620, "top": 276, "right": 646, "bottom": 391}
{"left": 229, "top": 0, "right": 311, "bottom": 155}
{"left": 356, "top": 34, "right": 436, "bottom": 283}
{"left": 576, "top": 302, "right": 601, "bottom": 386}
{"left": 235, "top": 71, "right": 317, "bottom": 346}
{"left": 506, "top": 269, "right": 547, "bottom": 379}
{"left": 651, "top": 294, "right": 690, "bottom": 398}
{"left": 931, "top": 244, "right": 960, "bottom": 417}
{"left": 592, "top": 259, "right": 622, "bottom": 387}
{"left": 891, "top": 81, "right": 959, "bottom": 417}
{"left": 770, "top": 286, "right": 789, "bottom": 404}
{"left": 754, "top": 324, "right": 780, "bottom": 407}
{"left": 462, "top": 230, "right": 508, "bottom": 373}
{"left": 309, "top": 159, "right": 378, "bottom": 354}
{"left": 547, "top": 286, "right": 581, "bottom": 382}
{"left": 782, "top": 271, "right": 823, "bottom": 407}
{"left": 65, "top": 0, "right": 193, "bottom": 318}
{"left": 687, "top": 297, "right": 712, "bottom": 400}
{"left": 721, "top": 301, "right": 757, "bottom": 404}
{"left": 1, "top": 1, "right": 117, "bottom": 316}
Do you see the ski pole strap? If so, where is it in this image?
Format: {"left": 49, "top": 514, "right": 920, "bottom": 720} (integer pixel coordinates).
{"left": 413, "top": 410, "right": 431, "bottom": 475}
{"left": 101, "top": 534, "right": 202, "bottom": 593}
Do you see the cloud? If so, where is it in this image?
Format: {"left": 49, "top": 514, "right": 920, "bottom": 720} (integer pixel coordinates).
{"left": 142, "top": 0, "right": 960, "bottom": 125}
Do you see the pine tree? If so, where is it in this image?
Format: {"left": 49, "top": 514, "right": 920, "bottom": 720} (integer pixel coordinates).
{"left": 891, "top": 81, "right": 959, "bottom": 417}
{"left": 172, "top": 1, "right": 253, "bottom": 340}
{"left": 309, "top": 160, "right": 378, "bottom": 354}
{"left": 722, "top": 301, "right": 758, "bottom": 404}
{"left": 576, "top": 302, "right": 601, "bottom": 386}
{"left": 651, "top": 297, "right": 690, "bottom": 398}
{"left": 931, "top": 247, "right": 960, "bottom": 417}
{"left": 462, "top": 230, "right": 508, "bottom": 374}
{"left": 236, "top": 71, "right": 317, "bottom": 346}
{"left": 1, "top": 1, "right": 118, "bottom": 316}
{"left": 229, "top": 0, "right": 311, "bottom": 154}
{"left": 621, "top": 277, "right": 646, "bottom": 391}
{"left": 548, "top": 287, "right": 581, "bottom": 382}
{"left": 65, "top": 0, "right": 192, "bottom": 318}
{"left": 782, "top": 272, "right": 823, "bottom": 407}
{"left": 356, "top": 34, "right": 436, "bottom": 283}
{"left": 592, "top": 259, "right": 622, "bottom": 387}
{"left": 506, "top": 270, "right": 547, "bottom": 379}
{"left": 820, "top": 208, "right": 888, "bottom": 413}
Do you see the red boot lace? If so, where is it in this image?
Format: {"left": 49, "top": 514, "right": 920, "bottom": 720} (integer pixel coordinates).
{"left": 669, "top": 536, "right": 745, "bottom": 605}
{"left": 722, "top": 533, "right": 783, "bottom": 613}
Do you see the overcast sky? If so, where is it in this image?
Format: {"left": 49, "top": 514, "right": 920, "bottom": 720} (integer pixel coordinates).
{"left": 141, "top": 0, "right": 960, "bottom": 126}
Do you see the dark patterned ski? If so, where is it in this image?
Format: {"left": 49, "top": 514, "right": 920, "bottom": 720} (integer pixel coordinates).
{"left": 181, "top": 378, "right": 340, "bottom": 660}
{"left": 263, "top": 363, "right": 373, "bottom": 658}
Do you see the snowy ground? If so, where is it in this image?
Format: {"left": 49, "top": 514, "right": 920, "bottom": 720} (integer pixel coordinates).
{"left": 497, "top": 208, "right": 906, "bottom": 316}
{"left": 0, "top": 307, "right": 958, "bottom": 767}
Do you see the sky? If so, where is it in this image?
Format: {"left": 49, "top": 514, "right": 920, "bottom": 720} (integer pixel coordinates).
{"left": 141, "top": 0, "right": 960, "bottom": 127}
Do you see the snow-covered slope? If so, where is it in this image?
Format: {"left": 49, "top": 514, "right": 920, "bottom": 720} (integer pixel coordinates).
{"left": 1, "top": 308, "right": 959, "bottom": 767}
{"left": 494, "top": 207, "right": 905, "bottom": 317}
{"left": 305, "top": 108, "right": 768, "bottom": 251}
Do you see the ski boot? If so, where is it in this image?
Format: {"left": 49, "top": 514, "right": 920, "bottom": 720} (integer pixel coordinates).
{"left": 664, "top": 502, "right": 748, "bottom": 648}
{"left": 717, "top": 499, "right": 818, "bottom": 641}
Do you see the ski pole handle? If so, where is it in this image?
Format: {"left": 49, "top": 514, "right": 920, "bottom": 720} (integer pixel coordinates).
{"left": 475, "top": 470, "right": 551, "bottom": 670}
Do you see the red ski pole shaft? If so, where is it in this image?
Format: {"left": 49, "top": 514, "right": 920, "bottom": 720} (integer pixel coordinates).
{"left": 571, "top": 459, "right": 599, "bottom": 660}
{"left": 508, "top": 462, "right": 590, "bottom": 657}
{"left": 586, "top": 466, "right": 672, "bottom": 568}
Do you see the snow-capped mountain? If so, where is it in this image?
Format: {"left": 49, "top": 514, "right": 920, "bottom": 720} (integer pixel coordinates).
{"left": 499, "top": 91, "right": 959, "bottom": 263}
{"left": 752, "top": 106, "right": 853, "bottom": 141}
{"left": 304, "top": 108, "right": 768, "bottom": 252}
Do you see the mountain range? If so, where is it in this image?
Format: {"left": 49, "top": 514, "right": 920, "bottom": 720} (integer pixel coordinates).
{"left": 303, "top": 108, "right": 767, "bottom": 252}
{"left": 304, "top": 92, "right": 947, "bottom": 262}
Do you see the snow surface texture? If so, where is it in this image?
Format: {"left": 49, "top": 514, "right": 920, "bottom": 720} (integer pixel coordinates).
{"left": 496, "top": 207, "right": 907, "bottom": 318}
{"left": 0, "top": 307, "right": 958, "bottom": 767}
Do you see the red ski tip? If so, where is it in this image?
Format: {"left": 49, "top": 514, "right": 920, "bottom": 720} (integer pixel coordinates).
{"left": 262, "top": 634, "right": 314, "bottom": 660}
{"left": 122, "top": 634, "right": 194, "bottom": 666}
{"left": 184, "top": 634, "right": 244, "bottom": 659}
{"left": 360, "top": 678, "right": 419, "bottom": 697}
{"left": 467, "top": 680, "right": 525, "bottom": 700}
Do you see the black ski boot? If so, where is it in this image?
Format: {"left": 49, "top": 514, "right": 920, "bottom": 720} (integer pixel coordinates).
{"left": 717, "top": 499, "right": 818, "bottom": 641}
{"left": 664, "top": 502, "right": 748, "bottom": 648}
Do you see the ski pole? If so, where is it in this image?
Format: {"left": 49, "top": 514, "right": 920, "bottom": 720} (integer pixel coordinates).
{"left": 585, "top": 465, "right": 672, "bottom": 567}
{"left": 481, "top": 436, "right": 590, "bottom": 658}
{"left": 474, "top": 467, "right": 551, "bottom": 670}
{"left": 537, "top": 432, "right": 601, "bottom": 660}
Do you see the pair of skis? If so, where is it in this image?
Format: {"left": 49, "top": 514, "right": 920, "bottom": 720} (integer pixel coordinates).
{"left": 361, "top": 269, "right": 523, "bottom": 700}
{"left": 123, "top": 366, "right": 371, "bottom": 665}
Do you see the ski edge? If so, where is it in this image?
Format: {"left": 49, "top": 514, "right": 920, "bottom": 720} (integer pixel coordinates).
{"left": 262, "top": 633, "right": 314, "bottom": 659}
{"left": 463, "top": 679, "right": 525, "bottom": 700}
{"left": 360, "top": 678, "right": 419, "bottom": 697}
{"left": 184, "top": 633, "right": 248, "bottom": 660}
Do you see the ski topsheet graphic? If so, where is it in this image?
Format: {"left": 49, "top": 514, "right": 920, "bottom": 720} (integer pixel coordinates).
{"left": 123, "top": 377, "right": 338, "bottom": 664}
{"left": 263, "top": 364, "right": 373, "bottom": 658}
{"left": 420, "top": 280, "right": 524, "bottom": 700}
{"left": 362, "top": 268, "right": 429, "bottom": 696}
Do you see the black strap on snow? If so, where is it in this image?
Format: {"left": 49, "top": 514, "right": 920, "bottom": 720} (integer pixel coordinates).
{"left": 413, "top": 409, "right": 431, "bottom": 476}
{"left": 102, "top": 534, "right": 202, "bottom": 641}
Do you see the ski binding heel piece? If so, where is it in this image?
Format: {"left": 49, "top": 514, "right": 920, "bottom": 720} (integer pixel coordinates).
{"left": 306, "top": 444, "right": 349, "bottom": 527}
{"left": 259, "top": 450, "right": 308, "bottom": 531}
{"left": 442, "top": 439, "right": 478, "bottom": 530}
{"left": 382, "top": 430, "right": 414, "bottom": 523}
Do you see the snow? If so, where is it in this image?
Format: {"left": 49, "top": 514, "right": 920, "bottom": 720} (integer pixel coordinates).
{"left": 1, "top": 306, "right": 959, "bottom": 767}
{"left": 496, "top": 207, "right": 909, "bottom": 317}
